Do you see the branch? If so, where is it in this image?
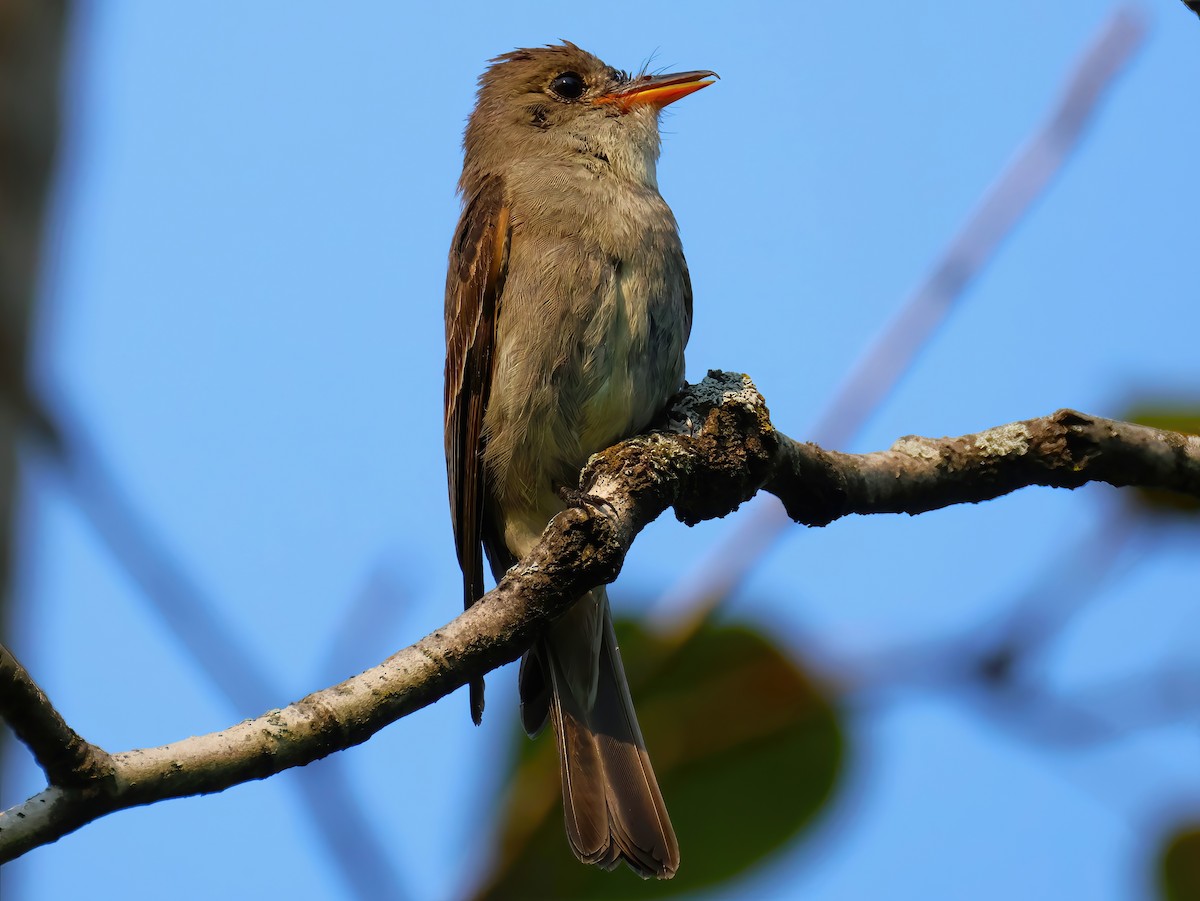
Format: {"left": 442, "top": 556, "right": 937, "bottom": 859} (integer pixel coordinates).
{"left": 767, "top": 407, "right": 1200, "bottom": 526}
{"left": 2, "top": 371, "right": 1197, "bottom": 862}
{"left": 0, "top": 644, "right": 112, "bottom": 787}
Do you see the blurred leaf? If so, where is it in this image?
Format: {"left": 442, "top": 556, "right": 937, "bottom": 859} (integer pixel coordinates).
{"left": 1123, "top": 404, "right": 1200, "bottom": 517}
{"left": 1158, "top": 824, "right": 1200, "bottom": 901}
{"left": 470, "top": 617, "right": 844, "bottom": 900}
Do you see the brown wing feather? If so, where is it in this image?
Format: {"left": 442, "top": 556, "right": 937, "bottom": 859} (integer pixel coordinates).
{"left": 444, "top": 174, "right": 510, "bottom": 725}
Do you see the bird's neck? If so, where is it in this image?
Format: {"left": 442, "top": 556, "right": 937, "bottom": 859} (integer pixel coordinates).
{"left": 583, "top": 132, "right": 660, "bottom": 189}
{"left": 460, "top": 117, "right": 663, "bottom": 198}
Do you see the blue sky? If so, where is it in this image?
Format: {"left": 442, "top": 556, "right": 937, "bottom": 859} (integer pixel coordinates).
{"left": 4, "top": 2, "right": 1200, "bottom": 899}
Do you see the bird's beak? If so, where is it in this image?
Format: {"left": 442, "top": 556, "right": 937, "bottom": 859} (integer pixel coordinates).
{"left": 595, "top": 70, "right": 718, "bottom": 111}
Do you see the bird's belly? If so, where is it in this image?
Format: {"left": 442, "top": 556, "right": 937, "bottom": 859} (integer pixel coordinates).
{"left": 485, "top": 263, "right": 685, "bottom": 556}
{"left": 576, "top": 283, "right": 670, "bottom": 452}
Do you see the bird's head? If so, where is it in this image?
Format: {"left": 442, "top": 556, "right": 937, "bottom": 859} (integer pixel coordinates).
{"left": 460, "top": 42, "right": 715, "bottom": 192}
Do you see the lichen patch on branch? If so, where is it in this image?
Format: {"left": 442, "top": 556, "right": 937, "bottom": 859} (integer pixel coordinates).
{"left": 974, "top": 423, "right": 1032, "bottom": 457}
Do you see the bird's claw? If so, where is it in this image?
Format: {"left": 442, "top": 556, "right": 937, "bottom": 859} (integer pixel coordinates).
{"left": 556, "top": 483, "right": 618, "bottom": 517}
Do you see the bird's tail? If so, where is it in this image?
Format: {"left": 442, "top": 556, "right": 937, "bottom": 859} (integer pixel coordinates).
{"left": 520, "top": 587, "right": 679, "bottom": 879}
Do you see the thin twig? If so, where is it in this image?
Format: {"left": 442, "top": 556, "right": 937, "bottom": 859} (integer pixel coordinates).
{"left": 33, "top": 399, "right": 411, "bottom": 898}
{"left": 0, "top": 644, "right": 111, "bottom": 788}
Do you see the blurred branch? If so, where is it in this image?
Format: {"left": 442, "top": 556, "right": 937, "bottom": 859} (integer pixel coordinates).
{"left": 1183, "top": 1, "right": 1200, "bottom": 21}
{"left": 48, "top": 423, "right": 281, "bottom": 712}
{"left": 831, "top": 504, "right": 1200, "bottom": 822}
{"left": 31, "top": 399, "right": 410, "bottom": 898}
{"left": 654, "top": 7, "right": 1146, "bottom": 619}
{"left": 0, "top": 0, "right": 402, "bottom": 883}
{"left": 835, "top": 512, "right": 1145, "bottom": 744}
{"left": 838, "top": 514, "right": 1130, "bottom": 679}
{"left": 0, "top": 12, "right": 68, "bottom": 901}
{"left": 811, "top": 7, "right": 1145, "bottom": 453}
{"left": 0, "top": 0, "right": 67, "bottom": 623}
{"left": 2, "top": 371, "right": 1198, "bottom": 861}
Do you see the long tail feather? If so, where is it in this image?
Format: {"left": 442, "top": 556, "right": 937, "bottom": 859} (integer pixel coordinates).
{"left": 541, "top": 588, "right": 679, "bottom": 879}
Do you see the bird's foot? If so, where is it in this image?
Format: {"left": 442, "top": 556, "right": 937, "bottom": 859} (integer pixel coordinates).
{"left": 556, "top": 483, "right": 618, "bottom": 517}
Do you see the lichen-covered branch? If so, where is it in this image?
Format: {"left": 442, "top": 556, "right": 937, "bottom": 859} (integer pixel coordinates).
{"left": 2, "top": 371, "right": 1197, "bottom": 862}
{"left": 766, "top": 407, "right": 1200, "bottom": 526}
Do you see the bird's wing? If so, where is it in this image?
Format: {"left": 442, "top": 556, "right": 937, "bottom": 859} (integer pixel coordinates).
{"left": 444, "top": 174, "right": 510, "bottom": 724}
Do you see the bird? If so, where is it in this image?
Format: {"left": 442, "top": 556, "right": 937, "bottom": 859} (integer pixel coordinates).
{"left": 443, "top": 41, "right": 715, "bottom": 879}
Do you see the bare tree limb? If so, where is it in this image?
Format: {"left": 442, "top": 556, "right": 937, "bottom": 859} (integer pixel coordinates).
{"left": 2, "top": 371, "right": 1197, "bottom": 863}
{"left": 767, "top": 408, "right": 1200, "bottom": 526}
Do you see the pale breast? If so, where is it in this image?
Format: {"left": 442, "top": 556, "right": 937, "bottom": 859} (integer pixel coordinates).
{"left": 483, "top": 163, "right": 690, "bottom": 553}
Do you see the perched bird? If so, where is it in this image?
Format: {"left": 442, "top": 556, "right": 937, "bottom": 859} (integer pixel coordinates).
{"left": 444, "top": 42, "right": 715, "bottom": 879}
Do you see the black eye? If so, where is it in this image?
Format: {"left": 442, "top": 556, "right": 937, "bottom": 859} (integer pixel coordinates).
{"left": 549, "top": 71, "right": 586, "bottom": 100}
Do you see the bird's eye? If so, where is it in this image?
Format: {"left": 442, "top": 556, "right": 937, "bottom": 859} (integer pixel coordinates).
{"left": 549, "top": 72, "right": 586, "bottom": 100}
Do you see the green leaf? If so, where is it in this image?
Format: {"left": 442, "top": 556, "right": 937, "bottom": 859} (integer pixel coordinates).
{"left": 470, "top": 617, "right": 845, "bottom": 899}
{"left": 1123, "top": 404, "right": 1200, "bottom": 517}
{"left": 1158, "top": 824, "right": 1200, "bottom": 900}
